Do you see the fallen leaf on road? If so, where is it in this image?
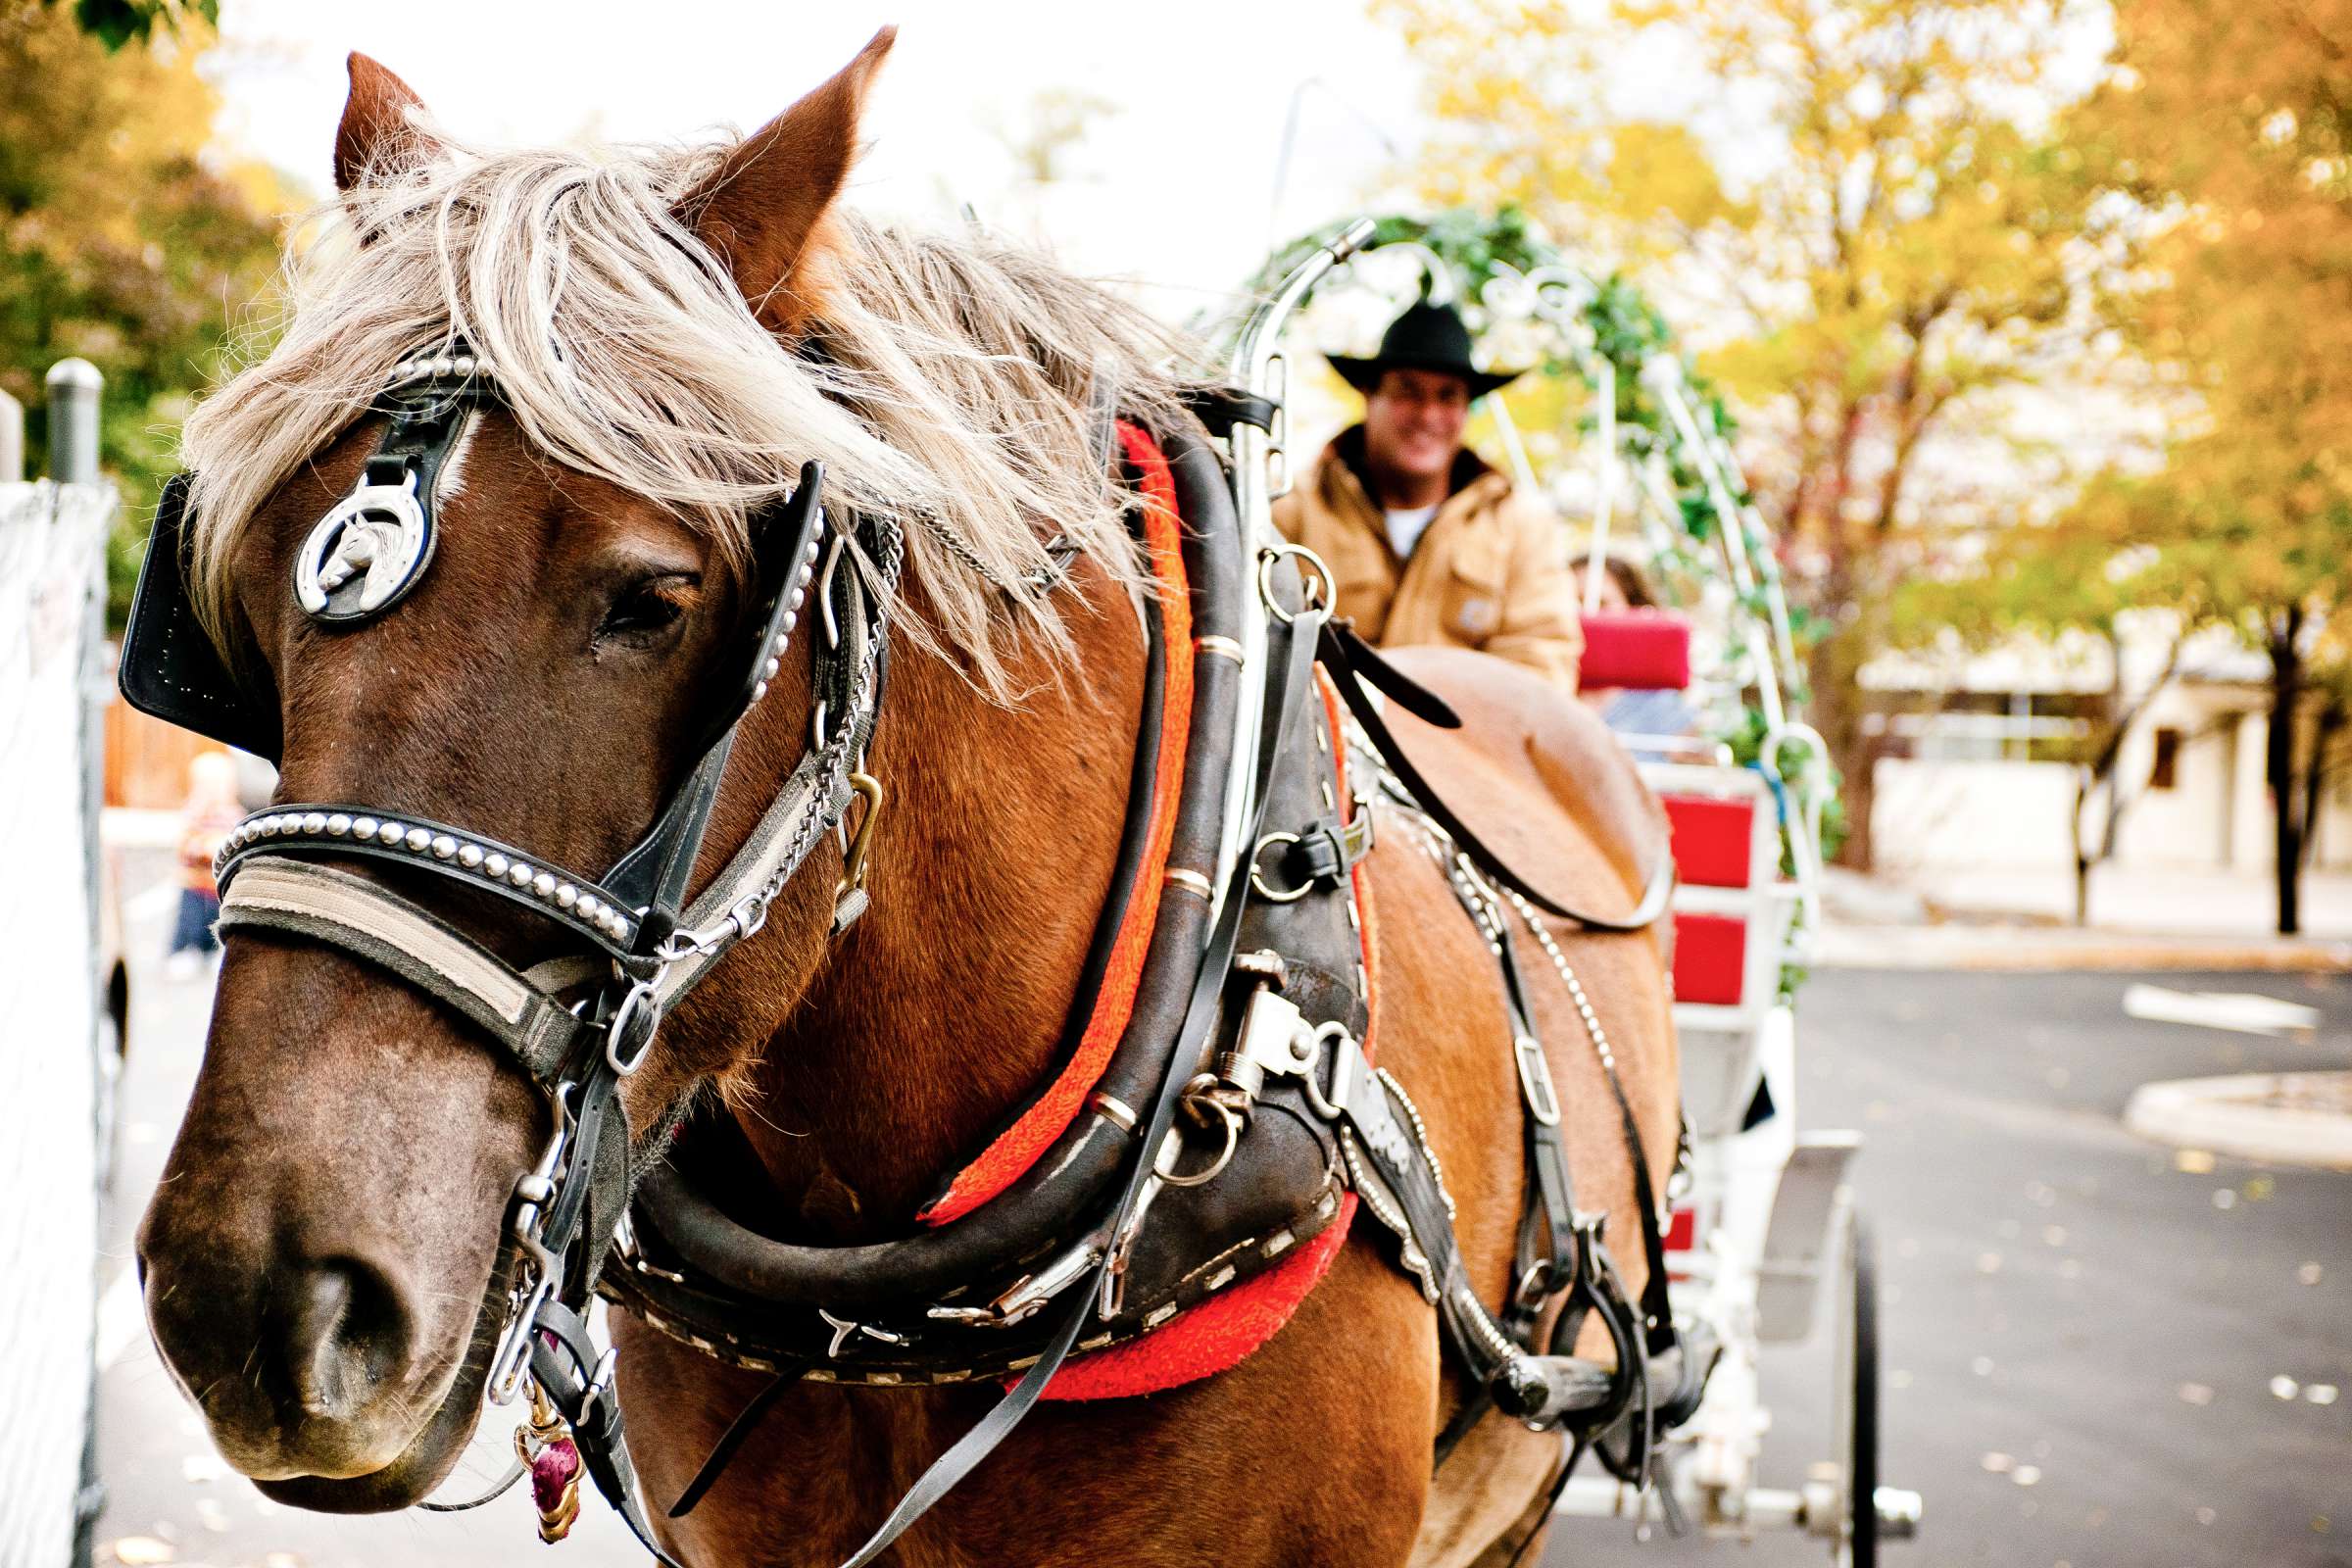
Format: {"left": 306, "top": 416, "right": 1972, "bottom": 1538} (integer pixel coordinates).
{"left": 2176, "top": 1149, "right": 2217, "bottom": 1174}
{"left": 2272, "top": 1376, "right": 2301, "bottom": 1400}
{"left": 110, "top": 1541, "right": 173, "bottom": 1566}
{"left": 2179, "top": 1382, "right": 2216, "bottom": 1406}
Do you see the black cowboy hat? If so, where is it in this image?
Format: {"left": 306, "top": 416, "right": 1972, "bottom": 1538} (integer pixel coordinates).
{"left": 1326, "top": 301, "right": 1527, "bottom": 400}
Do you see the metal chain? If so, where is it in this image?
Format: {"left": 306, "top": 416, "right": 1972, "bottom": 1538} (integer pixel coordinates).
{"left": 1498, "top": 887, "right": 1624, "bottom": 1082}
{"left": 747, "top": 515, "right": 904, "bottom": 925}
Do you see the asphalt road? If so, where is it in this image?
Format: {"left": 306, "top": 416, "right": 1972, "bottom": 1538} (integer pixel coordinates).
{"left": 1545, "top": 967, "right": 2352, "bottom": 1568}
{"left": 92, "top": 859, "right": 2352, "bottom": 1567}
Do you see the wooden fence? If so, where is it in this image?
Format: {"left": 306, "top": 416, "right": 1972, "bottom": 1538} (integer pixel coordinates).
{"left": 104, "top": 676, "right": 224, "bottom": 809}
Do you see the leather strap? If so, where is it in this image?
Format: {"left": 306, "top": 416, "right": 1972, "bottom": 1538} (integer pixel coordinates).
{"left": 1320, "top": 621, "right": 1675, "bottom": 932}
{"left": 1173, "top": 384, "right": 1278, "bottom": 439}
{"left": 217, "top": 858, "right": 587, "bottom": 1077}
{"left": 528, "top": 1299, "right": 685, "bottom": 1568}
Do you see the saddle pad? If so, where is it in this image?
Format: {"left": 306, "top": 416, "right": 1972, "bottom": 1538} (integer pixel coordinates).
{"left": 1042, "top": 666, "right": 1377, "bottom": 1400}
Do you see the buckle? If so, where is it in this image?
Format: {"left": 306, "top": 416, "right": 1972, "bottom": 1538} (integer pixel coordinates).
{"left": 605, "top": 979, "right": 661, "bottom": 1075}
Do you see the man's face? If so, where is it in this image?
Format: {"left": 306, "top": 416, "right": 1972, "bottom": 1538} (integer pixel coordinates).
{"left": 1362, "top": 368, "right": 1472, "bottom": 482}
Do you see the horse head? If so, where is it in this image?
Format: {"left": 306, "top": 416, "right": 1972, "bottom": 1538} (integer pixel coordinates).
{"left": 136, "top": 31, "right": 907, "bottom": 1507}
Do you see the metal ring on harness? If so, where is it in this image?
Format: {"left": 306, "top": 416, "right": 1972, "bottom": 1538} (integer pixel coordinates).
{"left": 605, "top": 978, "right": 661, "bottom": 1076}
{"left": 1256, "top": 543, "right": 1333, "bottom": 625}
{"left": 1300, "top": 1021, "right": 1356, "bottom": 1122}
{"left": 1248, "top": 831, "right": 1314, "bottom": 904}
{"left": 1159, "top": 1090, "right": 1242, "bottom": 1189}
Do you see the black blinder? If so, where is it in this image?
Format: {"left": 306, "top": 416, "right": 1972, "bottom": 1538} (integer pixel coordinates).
{"left": 118, "top": 472, "right": 284, "bottom": 762}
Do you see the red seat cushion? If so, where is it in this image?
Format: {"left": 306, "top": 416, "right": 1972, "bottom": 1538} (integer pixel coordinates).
{"left": 1663, "top": 794, "right": 1757, "bottom": 888}
{"left": 1579, "top": 610, "right": 1691, "bottom": 691}
{"left": 1674, "top": 911, "right": 1747, "bottom": 1005}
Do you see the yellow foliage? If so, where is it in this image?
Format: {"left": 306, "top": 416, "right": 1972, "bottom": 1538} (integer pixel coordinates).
{"left": 2056, "top": 0, "right": 2352, "bottom": 622}
{"left": 1373, "top": 0, "right": 2117, "bottom": 864}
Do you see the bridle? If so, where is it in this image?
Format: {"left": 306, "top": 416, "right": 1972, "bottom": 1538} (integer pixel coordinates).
{"left": 122, "top": 354, "right": 899, "bottom": 1559}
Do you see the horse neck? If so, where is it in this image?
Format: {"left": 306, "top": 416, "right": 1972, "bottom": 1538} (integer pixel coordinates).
{"left": 726, "top": 568, "right": 1146, "bottom": 1237}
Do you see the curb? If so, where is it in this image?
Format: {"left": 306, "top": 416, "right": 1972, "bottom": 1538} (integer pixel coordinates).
{"left": 1814, "top": 925, "right": 2352, "bottom": 974}
{"left": 2124, "top": 1072, "right": 2352, "bottom": 1171}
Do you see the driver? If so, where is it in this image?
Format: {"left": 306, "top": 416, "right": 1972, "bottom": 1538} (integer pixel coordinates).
{"left": 1273, "top": 301, "right": 1583, "bottom": 693}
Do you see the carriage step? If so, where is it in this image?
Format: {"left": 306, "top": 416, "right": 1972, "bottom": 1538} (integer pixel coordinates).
{"left": 1757, "top": 1132, "right": 1861, "bottom": 1344}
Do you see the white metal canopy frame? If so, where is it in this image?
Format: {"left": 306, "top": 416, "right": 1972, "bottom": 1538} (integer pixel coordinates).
{"left": 1233, "top": 213, "right": 1921, "bottom": 1560}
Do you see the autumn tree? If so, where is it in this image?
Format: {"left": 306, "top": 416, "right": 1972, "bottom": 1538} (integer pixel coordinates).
{"left": 1376, "top": 0, "right": 2121, "bottom": 867}
{"left": 1, "top": 0, "right": 285, "bottom": 615}
{"left": 2096, "top": 0, "right": 2352, "bottom": 935}
{"left": 1903, "top": 0, "right": 2352, "bottom": 934}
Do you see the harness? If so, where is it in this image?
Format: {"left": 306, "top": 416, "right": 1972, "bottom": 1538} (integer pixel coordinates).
{"left": 122, "top": 356, "right": 1701, "bottom": 1567}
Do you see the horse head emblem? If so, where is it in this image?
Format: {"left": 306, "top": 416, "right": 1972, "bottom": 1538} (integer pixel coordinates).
{"left": 294, "top": 466, "right": 434, "bottom": 623}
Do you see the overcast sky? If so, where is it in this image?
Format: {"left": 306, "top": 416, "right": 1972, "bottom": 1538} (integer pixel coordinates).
{"left": 202, "top": 0, "right": 1432, "bottom": 319}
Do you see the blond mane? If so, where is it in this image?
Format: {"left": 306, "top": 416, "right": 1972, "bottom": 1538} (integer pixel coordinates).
{"left": 179, "top": 128, "right": 1200, "bottom": 695}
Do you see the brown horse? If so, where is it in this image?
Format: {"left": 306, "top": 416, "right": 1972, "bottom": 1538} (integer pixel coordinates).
{"left": 135, "top": 32, "right": 1678, "bottom": 1566}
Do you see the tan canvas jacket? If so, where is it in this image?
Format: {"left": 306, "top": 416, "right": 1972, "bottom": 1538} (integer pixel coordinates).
{"left": 1271, "top": 426, "right": 1583, "bottom": 693}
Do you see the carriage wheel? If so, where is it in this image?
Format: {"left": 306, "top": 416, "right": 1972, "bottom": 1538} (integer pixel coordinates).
{"left": 1832, "top": 1208, "right": 1881, "bottom": 1568}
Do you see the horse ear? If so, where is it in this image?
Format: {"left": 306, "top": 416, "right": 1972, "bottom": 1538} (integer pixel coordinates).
{"left": 334, "top": 53, "right": 439, "bottom": 194}
{"left": 678, "top": 25, "right": 896, "bottom": 332}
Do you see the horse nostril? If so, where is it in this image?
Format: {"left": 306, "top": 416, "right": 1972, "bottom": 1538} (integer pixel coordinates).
{"left": 280, "top": 1260, "right": 410, "bottom": 1421}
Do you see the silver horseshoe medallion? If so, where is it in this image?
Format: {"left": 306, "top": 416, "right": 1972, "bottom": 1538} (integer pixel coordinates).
{"left": 295, "top": 468, "right": 433, "bottom": 624}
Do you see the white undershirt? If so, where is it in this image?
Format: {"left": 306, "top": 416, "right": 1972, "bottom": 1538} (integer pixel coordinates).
{"left": 1384, "top": 504, "right": 1441, "bottom": 560}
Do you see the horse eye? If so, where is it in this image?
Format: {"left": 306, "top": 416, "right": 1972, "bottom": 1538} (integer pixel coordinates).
{"left": 597, "top": 575, "right": 696, "bottom": 644}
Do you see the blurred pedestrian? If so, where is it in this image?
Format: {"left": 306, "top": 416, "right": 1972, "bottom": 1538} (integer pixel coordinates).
{"left": 1274, "top": 301, "right": 1584, "bottom": 692}
{"left": 167, "top": 750, "right": 238, "bottom": 979}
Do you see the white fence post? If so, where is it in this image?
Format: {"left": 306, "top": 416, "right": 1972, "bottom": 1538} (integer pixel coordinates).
{"left": 0, "top": 387, "right": 23, "bottom": 482}
{"left": 0, "top": 358, "right": 116, "bottom": 1567}
{"left": 45, "top": 358, "right": 103, "bottom": 484}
